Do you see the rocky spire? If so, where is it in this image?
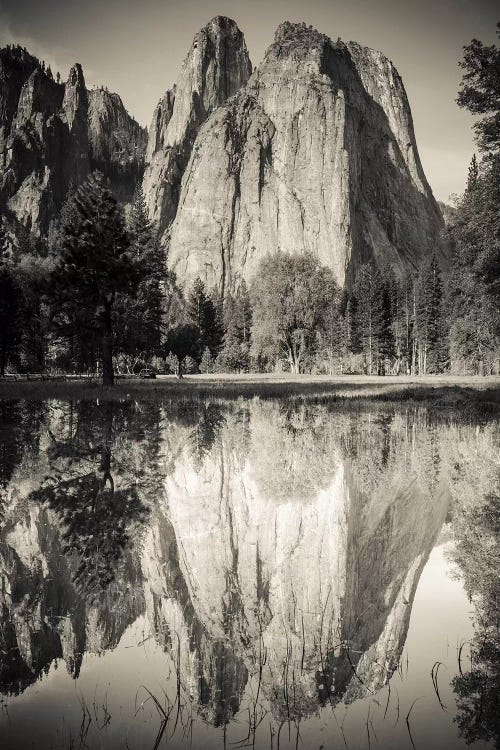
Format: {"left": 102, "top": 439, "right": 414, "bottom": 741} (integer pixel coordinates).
{"left": 0, "top": 52, "right": 146, "bottom": 234}
{"left": 62, "top": 63, "right": 90, "bottom": 185}
{"left": 142, "top": 16, "right": 252, "bottom": 236}
{"left": 63, "top": 63, "right": 88, "bottom": 131}
{"left": 87, "top": 87, "right": 147, "bottom": 201}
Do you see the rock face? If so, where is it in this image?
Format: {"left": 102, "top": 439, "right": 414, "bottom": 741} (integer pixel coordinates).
{"left": 87, "top": 88, "right": 146, "bottom": 200}
{"left": 150, "top": 402, "right": 450, "bottom": 713}
{"left": 142, "top": 16, "right": 252, "bottom": 237}
{"left": 0, "top": 46, "right": 146, "bottom": 234}
{"left": 167, "top": 22, "right": 445, "bottom": 292}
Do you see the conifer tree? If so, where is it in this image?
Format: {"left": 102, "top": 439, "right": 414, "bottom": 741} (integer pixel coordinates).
{"left": 186, "top": 277, "right": 222, "bottom": 360}
{"left": 467, "top": 154, "right": 479, "bottom": 191}
{"left": 235, "top": 279, "right": 252, "bottom": 344}
{"left": 200, "top": 346, "right": 213, "bottom": 374}
{"left": 352, "top": 262, "right": 386, "bottom": 375}
{"left": 448, "top": 22, "right": 500, "bottom": 373}
{"left": 219, "top": 282, "right": 253, "bottom": 372}
{"left": 415, "top": 254, "right": 445, "bottom": 374}
{"left": 116, "top": 187, "right": 165, "bottom": 359}
{"left": 51, "top": 172, "right": 135, "bottom": 385}
{"left": 457, "top": 23, "right": 500, "bottom": 152}
{"left": 0, "top": 225, "right": 20, "bottom": 376}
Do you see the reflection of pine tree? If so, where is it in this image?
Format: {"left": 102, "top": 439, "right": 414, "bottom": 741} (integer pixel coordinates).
{"left": 451, "top": 491, "right": 500, "bottom": 748}
{"left": 188, "top": 405, "right": 226, "bottom": 470}
{"left": 34, "top": 475, "right": 146, "bottom": 601}
{"left": 32, "top": 404, "right": 149, "bottom": 602}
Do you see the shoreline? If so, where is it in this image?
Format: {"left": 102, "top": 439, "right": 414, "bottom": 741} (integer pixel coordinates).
{"left": 1, "top": 373, "right": 499, "bottom": 410}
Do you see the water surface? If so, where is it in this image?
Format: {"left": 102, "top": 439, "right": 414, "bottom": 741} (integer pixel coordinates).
{"left": 0, "top": 398, "right": 498, "bottom": 749}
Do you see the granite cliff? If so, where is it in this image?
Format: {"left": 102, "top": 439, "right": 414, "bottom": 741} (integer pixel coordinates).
{"left": 165, "top": 21, "right": 445, "bottom": 292}
{"left": 0, "top": 45, "right": 146, "bottom": 234}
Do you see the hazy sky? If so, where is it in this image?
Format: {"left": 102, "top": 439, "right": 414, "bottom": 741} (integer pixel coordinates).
{"left": 0, "top": 0, "right": 497, "bottom": 201}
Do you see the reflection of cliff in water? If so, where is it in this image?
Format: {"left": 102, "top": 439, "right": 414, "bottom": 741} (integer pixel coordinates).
{"left": 0, "top": 399, "right": 463, "bottom": 723}
{"left": 149, "top": 402, "right": 450, "bottom": 722}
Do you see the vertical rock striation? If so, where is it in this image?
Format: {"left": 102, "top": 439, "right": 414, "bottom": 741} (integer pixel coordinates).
{"left": 142, "top": 16, "right": 252, "bottom": 237}
{"left": 167, "top": 22, "right": 445, "bottom": 293}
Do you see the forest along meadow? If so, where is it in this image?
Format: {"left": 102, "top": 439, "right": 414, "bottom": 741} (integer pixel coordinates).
{"left": 0, "top": 8, "right": 499, "bottom": 750}
{"left": 0, "top": 397, "right": 498, "bottom": 750}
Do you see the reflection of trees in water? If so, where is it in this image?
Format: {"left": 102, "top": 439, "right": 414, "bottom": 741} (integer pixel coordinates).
{"left": 188, "top": 404, "right": 226, "bottom": 470}
{"left": 1, "top": 396, "right": 499, "bottom": 741}
{"left": 34, "top": 476, "right": 147, "bottom": 600}
{"left": 448, "top": 425, "right": 500, "bottom": 748}
{"left": 247, "top": 402, "right": 344, "bottom": 502}
{"left": 32, "top": 403, "right": 149, "bottom": 602}
{"left": 0, "top": 400, "right": 163, "bottom": 695}
{"left": 243, "top": 403, "right": 447, "bottom": 505}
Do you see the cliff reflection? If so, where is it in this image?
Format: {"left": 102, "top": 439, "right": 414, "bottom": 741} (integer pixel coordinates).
{"left": 0, "top": 398, "right": 497, "bottom": 738}
{"left": 157, "top": 402, "right": 450, "bottom": 722}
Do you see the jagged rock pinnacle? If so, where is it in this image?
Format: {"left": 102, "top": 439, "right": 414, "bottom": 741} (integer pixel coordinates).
{"left": 142, "top": 16, "right": 252, "bottom": 235}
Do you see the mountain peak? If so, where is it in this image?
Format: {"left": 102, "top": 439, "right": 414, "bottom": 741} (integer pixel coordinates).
{"left": 142, "top": 15, "right": 252, "bottom": 235}
{"left": 66, "top": 62, "right": 86, "bottom": 90}
{"left": 63, "top": 63, "right": 88, "bottom": 134}
{"left": 167, "top": 18, "right": 444, "bottom": 292}
{"left": 274, "top": 20, "right": 329, "bottom": 46}
{"left": 203, "top": 15, "right": 242, "bottom": 31}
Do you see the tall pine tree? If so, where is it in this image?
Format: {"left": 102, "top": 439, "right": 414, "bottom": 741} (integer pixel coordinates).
{"left": 51, "top": 172, "right": 136, "bottom": 385}
{"left": 415, "top": 254, "right": 445, "bottom": 374}
{"left": 116, "top": 187, "right": 165, "bottom": 362}
{"left": 352, "top": 262, "right": 388, "bottom": 375}
{"left": 0, "top": 223, "right": 20, "bottom": 376}
{"left": 186, "top": 277, "right": 222, "bottom": 361}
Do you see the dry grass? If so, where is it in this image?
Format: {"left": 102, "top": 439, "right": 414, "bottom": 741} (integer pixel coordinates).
{"left": 0, "top": 373, "right": 499, "bottom": 414}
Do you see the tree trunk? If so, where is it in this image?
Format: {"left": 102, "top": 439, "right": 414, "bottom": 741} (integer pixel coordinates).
{"left": 101, "top": 301, "right": 114, "bottom": 386}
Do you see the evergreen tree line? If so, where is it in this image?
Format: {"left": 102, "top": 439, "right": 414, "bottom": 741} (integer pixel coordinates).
{"left": 0, "top": 172, "right": 497, "bottom": 380}
{"left": 0, "top": 24, "right": 498, "bottom": 382}
{"left": 0, "top": 174, "right": 165, "bottom": 384}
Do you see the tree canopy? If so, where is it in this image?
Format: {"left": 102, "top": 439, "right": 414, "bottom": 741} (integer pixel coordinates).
{"left": 250, "top": 252, "right": 340, "bottom": 374}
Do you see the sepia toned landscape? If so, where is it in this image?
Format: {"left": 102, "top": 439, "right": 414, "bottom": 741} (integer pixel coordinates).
{"left": 0, "top": 0, "right": 499, "bottom": 748}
